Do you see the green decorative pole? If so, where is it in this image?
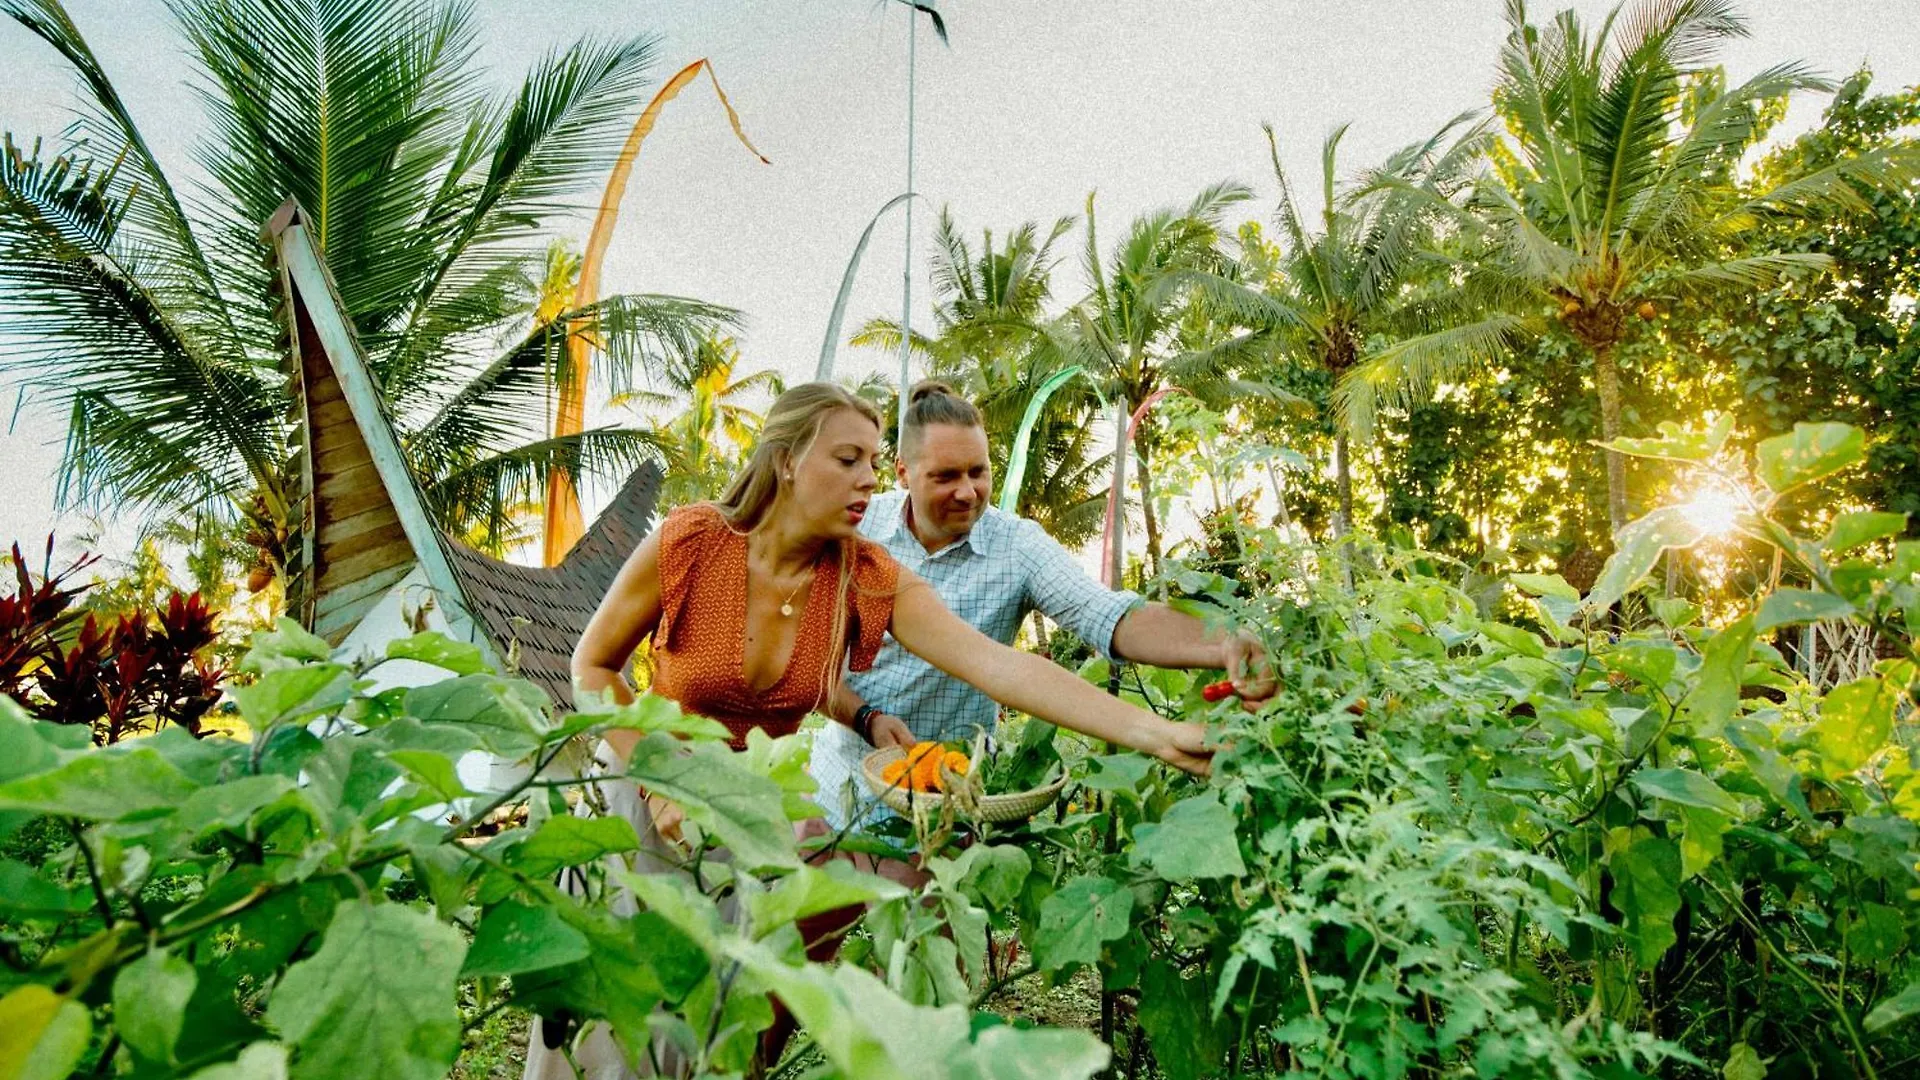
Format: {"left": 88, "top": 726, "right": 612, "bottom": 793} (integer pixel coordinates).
{"left": 896, "top": 5, "right": 917, "bottom": 433}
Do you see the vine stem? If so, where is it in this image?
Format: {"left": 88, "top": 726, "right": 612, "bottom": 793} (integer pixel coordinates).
{"left": 1702, "top": 876, "right": 1881, "bottom": 1080}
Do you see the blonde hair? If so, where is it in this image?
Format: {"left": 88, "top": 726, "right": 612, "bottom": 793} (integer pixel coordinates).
{"left": 900, "top": 378, "right": 984, "bottom": 460}
{"left": 711, "top": 382, "right": 884, "bottom": 711}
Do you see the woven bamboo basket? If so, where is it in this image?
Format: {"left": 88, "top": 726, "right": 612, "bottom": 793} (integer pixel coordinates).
{"left": 861, "top": 746, "right": 1065, "bottom": 824}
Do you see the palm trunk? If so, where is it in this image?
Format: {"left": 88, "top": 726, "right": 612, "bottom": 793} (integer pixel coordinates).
{"left": 1333, "top": 432, "right": 1354, "bottom": 539}
{"left": 1136, "top": 448, "right": 1163, "bottom": 584}
{"left": 1592, "top": 342, "right": 1630, "bottom": 536}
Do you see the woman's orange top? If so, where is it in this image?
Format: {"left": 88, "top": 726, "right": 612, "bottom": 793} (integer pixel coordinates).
{"left": 649, "top": 503, "right": 899, "bottom": 749}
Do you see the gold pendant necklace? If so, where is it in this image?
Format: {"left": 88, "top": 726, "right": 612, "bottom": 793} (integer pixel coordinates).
{"left": 778, "top": 577, "right": 808, "bottom": 617}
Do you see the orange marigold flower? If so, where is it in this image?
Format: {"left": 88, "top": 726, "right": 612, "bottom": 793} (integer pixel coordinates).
{"left": 911, "top": 748, "right": 945, "bottom": 792}
{"left": 942, "top": 751, "right": 970, "bottom": 776}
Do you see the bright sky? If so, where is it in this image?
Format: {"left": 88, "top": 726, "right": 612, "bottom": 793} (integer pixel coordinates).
{"left": 3, "top": 0, "right": 1917, "bottom": 559}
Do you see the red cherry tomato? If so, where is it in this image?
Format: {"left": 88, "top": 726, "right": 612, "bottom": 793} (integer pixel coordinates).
{"left": 1201, "top": 679, "right": 1237, "bottom": 703}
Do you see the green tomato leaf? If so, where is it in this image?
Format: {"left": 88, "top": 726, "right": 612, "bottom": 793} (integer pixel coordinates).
{"left": 384, "top": 632, "right": 489, "bottom": 675}
{"left": 1755, "top": 588, "right": 1854, "bottom": 631}
{"left": 1755, "top": 422, "right": 1865, "bottom": 495}
{"left": 1131, "top": 792, "right": 1246, "bottom": 880}
{"left": 461, "top": 901, "right": 592, "bottom": 976}
{"left": 265, "top": 901, "right": 465, "bottom": 1080}
{"left": 113, "top": 949, "right": 197, "bottom": 1064}
{"left": 1080, "top": 754, "right": 1151, "bottom": 793}
{"left": 1722, "top": 1043, "right": 1767, "bottom": 1080}
{"left": 1033, "top": 875, "right": 1134, "bottom": 973}
{"left": 1811, "top": 677, "right": 1896, "bottom": 772}
{"left": 0, "top": 985, "right": 92, "bottom": 1080}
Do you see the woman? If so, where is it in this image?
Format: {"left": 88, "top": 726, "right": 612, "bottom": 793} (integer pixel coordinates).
{"left": 528, "top": 383, "right": 1211, "bottom": 1077}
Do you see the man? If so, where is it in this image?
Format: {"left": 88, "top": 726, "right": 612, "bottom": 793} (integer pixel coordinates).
{"left": 811, "top": 380, "right": 1277, "bottom": 828}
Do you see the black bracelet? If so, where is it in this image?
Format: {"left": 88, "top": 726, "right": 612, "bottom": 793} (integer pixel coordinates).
{"left": 851, "top": 703, "right": 879, "bottom": 744}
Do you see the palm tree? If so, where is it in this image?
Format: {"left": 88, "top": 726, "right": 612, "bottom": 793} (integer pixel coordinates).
{"left": 616, "top": 335, "right": 782, "bottom": 509}
{"left": 1260, "top": 115, "right": 1511, "bottom": 537}
{"left": 0, "top": 0, "right": 735, "bottom": 581}
{"left": 852, "top": 208, "right": 1109, "bottom": 542}
{"left": 1061, "top": 183, "right": 1294, "bottom": 576}
{"left": 1351, "top": 0, "right": 1915, "bottom": 535}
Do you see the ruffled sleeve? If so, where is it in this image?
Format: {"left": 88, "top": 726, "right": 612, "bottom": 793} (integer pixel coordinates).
{"left": 845, "top": 536, "right": 901, "bottom": 672}
{"left": 652, "top": 503, "right": 726, "bottom": 650}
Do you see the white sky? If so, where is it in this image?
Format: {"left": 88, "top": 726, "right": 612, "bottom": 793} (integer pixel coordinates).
{"left": 3, "top": 0, "right": 1917, "bottom": 559}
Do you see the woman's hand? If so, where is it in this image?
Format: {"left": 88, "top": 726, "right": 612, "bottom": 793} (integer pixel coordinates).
{"left": 1147, "top": 720, "right": 1215, "bottom": 777}
{"left": 645, "top": 791, "right": 687, "bottom": 847}
{"left": 867, "top": 712, "right": 916, "bottom": 749}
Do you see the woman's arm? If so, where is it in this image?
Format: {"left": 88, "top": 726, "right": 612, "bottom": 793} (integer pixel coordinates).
{"left": 572, "top": 529, "right": 665, "bottom": 762}
{"left": 886, "top": 570, "right": 1213, "bottom": 774}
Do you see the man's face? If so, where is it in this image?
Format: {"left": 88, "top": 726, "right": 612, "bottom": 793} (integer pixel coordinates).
{"left": 898, "top": 423, "right": 992, "bottom": 549}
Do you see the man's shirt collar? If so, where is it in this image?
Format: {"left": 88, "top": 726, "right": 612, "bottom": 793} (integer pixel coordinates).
{"left": 877, "top": 489, "right": 1002, "bottom": 559}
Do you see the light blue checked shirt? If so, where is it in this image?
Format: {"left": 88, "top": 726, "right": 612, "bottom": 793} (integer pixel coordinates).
{"left": 809, "top": 489, "right": 1142, "bottom": 828}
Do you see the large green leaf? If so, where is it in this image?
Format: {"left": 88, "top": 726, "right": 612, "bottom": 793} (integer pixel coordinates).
{"left": 1130, "top": 791, "right": 1246, "bottom": 880}
{"left": 265, "top": 902, "right": 465, "bottom": 1080}
{"left": 0, "top": 746, "right": 199, "bottom": 820}
{"left": 240, "top": 620, "right": 333, "bottom": 674}
{"left": 748, "top": 862, "right": 901, "bottom": 940}
{"left": 1629, "top": 769, "right": 1741, "bottom": 816}
{"left": 1508, "top": 572, "right": 1581, "bottom": 602}
{"left": 1032, "top": 875, "right": 1133, "bottom": 973}
{"left": 932, "top": 844, "right": 1031, "bottom": 911}
{"left": 1135, "top": 961, "right": 1232, "bottom": 1080}
{"left": 231, "top": 666, "right": 355, "bottom": 730}
{"left": 1865, "top": 980, "right": 1920, "bottom": 1033}
{"left": 1755, "top": 588, "right": 1854, "bottom": 631}
{"left": 954, "top": 1025, "right": 1112, "bottom": 1080}
{"left": 1811, "top": 677, "right": 1896, "bottom": 772}
{"left": 182, "top": 1043, "right": 289, "bottom": 1080}
{"left": 0, "top": 859, "right": 88, "bottom": 916}
{"left": 1821, "top": 510, "right": 1909, "bottom": 555}
{"left": 461, "top": 901, "right": 591, "bottom": 976}
{"left": 1611, "top": 833, "right": 1682, "bottom": 969}
{"left": 1585, "top": 506, "right": 1704, "bottom": 613}
{"left": 1678, "top": 615, "right": 1753, "bottom": 737}
{"left": 1597, "top": 415, "right": 1734, "bottom": 464}
{"left": 625, "top": 734, "right": 797, "bottom": 871}
{"left": 384, "top": 632, "right": 488, "bottom": 676}
{"left": 1754, "top": 422, "right": 1866, "bottom": 495}
{"left": 504, "top": 815, "right": 640, "bottom": 878}
{"left": 403, "top": 676, "right": 552, "bottom": 758}
{"left": 113, "top": 949, "right": 198, "bottom": 1065}
{"left": 0, "top": 984, "right": 91, "bottom": 1080}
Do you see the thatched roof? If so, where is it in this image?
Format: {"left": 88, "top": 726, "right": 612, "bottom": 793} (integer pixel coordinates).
{"left": 265, "top": 200, "right": 659, "bottom": 708}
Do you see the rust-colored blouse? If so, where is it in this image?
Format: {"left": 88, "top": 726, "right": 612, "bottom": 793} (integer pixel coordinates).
{"left": 649, "top": 503, "right": 899, "bottom": 749}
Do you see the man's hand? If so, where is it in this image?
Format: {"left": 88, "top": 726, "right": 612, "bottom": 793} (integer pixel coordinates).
{"left": 1223, "top": 632, "right": 1279, "bottom": 710}
{"left": 1149, "top": 720, "right": 1215, "bottom": 777}
{"left": 867, "top": 712, "right": 916, "bottom": 749}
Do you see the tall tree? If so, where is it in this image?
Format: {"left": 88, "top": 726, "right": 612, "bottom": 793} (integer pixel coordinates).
{"left": 1062, "top": 183, "right": 1293, "bottom": 575}
{"left": 1260, "top": 114, "right": 1509, "bottom": 536}
{"left": 1351, "top": 0, "right": 1914, "bottom": 536}
{"left": 615, "top": 335, "right": 782, "bottom": 509}
{"left": 0, "top": 0, "right": 734, "bottom": 582}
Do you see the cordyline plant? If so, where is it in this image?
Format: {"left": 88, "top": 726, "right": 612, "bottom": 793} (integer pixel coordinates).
{"left": 0, "top": 622, "right": 1110, "bottom": 1079}
{"left": 2, "top": 539, "right": 225, "bottom": 745}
